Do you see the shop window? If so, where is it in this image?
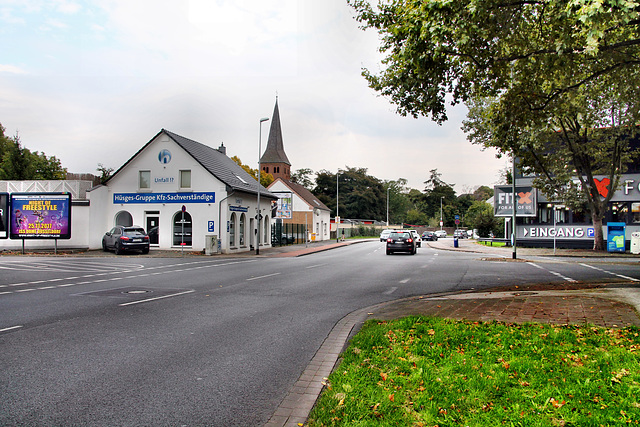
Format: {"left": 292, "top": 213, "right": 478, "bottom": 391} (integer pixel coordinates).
{"left": 632, "top": 203, "right": 640, "bottom": 224}
{"left": 173, "top": 211, "right": 192, "bottom": 246}
{"left": 611, "top": 202, "right": 629, "bottom": 223}
{"left": 179, "top": 170, "right": 191, "bottom": 189}
{"left": 230, "top": 213, "right": 236, "bottom": 247}
{"left": 115, "top": 211, "right": 133, "bottom": 227}
{"left": 239, "top": 213, "right": 246, "bottom": 246}
{"left": 539, "top": 206, "right": 551, "bottom": 224}
{"left": 139, "top": 170, "right": 151, "bottom": 190}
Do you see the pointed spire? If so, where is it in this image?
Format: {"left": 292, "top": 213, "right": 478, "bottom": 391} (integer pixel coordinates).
{"left": 260, "top": 98, "right": 291, "bottom": 166}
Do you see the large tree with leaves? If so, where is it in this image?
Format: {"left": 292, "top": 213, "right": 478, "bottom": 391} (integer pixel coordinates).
{"left": 349, "top": 0, "right": 640, "bottom": 250}
{"left": 0, "top": 124, "right": 66, "bottom": 180}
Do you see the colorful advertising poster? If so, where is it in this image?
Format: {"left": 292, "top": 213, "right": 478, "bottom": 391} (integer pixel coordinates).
{"left": 272, "top": 192, "right": 292, "bottom": 219}
{"left": 0, "top": 193, "right": 8, "bottom": 239}
{"left": 10, "top": 193, "right": 72, "bottom": 239}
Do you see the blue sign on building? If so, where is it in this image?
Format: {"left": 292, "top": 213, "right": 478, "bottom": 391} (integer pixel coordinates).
{"left": 113, "top": 192, "right": 215, "bottom": 204}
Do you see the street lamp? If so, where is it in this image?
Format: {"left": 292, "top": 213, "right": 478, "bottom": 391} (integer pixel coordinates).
{"left": 440, "top": 196, "right": 444, "bottom": 231}
{"left": 336, "top": 169, "right": 341, "bottom": 242}
{"left": 256, "top": 117, "right": 269, "bottom": 255}
{"left": 386, "top": 186, "right": 390, "bottom": 227}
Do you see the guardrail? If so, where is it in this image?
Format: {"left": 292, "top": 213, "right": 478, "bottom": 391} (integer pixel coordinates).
{"left": 477, "top": 238, "right": 512, "bottom": 247}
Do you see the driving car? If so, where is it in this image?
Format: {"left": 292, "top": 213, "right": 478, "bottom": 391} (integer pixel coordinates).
{"left": 380, "top": 229, "right": 393, "bottom": 242}
{"left": 435, "top": 230, "right": 447, "bottom": 238}
{"left": 421, "top": 231, "right": 438, "bottom": 241}
{"left": 408, "top": 230, "right": 422, "bottom": 247}
{"left": 102, "top": 226, "right": 150, "bottom": 255}
{"left": 386, "top": 231, "right": 416, "bottom": 255}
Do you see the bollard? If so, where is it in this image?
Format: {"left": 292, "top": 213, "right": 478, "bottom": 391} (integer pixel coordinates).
{"left": 454, "top": 237, "right": 459, "bottom": 248}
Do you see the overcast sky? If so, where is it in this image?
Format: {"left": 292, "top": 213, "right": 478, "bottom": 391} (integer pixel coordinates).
{"left": 0, "top": 0, "right": 507, "bottom": 193}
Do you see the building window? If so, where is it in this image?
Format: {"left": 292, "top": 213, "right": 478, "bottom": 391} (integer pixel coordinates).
{"left": 632, "top": 203, "right": 640, "bottom": 224}
{"left": 264, "top": 166, "right": 269, "bottom": 173}
{"left": 179, "top": 170, "right": 191, "bottom": 189}
{"left": 115, "top": 211, "right": 133, "bottom": 226}
{"left": 611, "top": 202, "right": 629, "bottom": 223}
{"left": 239, "top": 213, "right": 246, "bottom": 246}
{"left": 230, "top": 213, "right": 237, "bottom": 247}
{"left": 173, "top": 211, "right": 192, "bottom": 246}
{"left": 139, "top": 170, "right": 151, "bottom": 189}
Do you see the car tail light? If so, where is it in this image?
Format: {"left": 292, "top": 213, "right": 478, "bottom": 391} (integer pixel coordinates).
{"left": 387, "top": 238, "right": 393, "bottom": 243}
{"left": 143, "top": 236, "right": 149, "bottom": 241}
{"left": 119, "top": 236, "right": 130, "bottom": 241}
{"left": 408, "top": 238, "right": 413, "bottom": 243}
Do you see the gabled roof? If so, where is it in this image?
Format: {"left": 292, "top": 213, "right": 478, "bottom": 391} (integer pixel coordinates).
{"left": 260, "top": 99, "right": 291, "bottom": 165}
{"left": 269, "top": 178, "right": 330, "bottom": 211}
{"left": 106, "top": 129, "right": 277, "bottom": 199}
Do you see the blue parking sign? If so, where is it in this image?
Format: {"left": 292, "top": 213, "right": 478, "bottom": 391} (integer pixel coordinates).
{"left": 587, "top": 228, "right": 595, "bottom": 238}
{"left": 208, "top": 221, "right": 215, "bottom": 232}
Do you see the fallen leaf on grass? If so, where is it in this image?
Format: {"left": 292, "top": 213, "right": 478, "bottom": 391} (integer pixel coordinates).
{"left": 550, "top": 398, "right": 566, "bottom": 409}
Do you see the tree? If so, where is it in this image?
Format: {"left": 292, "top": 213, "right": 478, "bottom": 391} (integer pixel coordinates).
{"left": 384, "top": 179, "right": 412, "bottom": 224}
{"left": 231, "top": 155, "right": 274, "bottom": 187}
{"left": 0, "top": 125, "right": 66, "bottom": 180}
{"left": 291, "top": 168, "right": 315, "bottom": 189}
{"left": 97, "top": 163, "right": 114, "bottom": 184}
{"left": 466, "top": 200, "right": 504, "bottom": 238}
{"left": 349, "top": 0, "right": 640, "bottom": 250}
{"left": 313, "top": 167, "right": 386, "bottom": 220}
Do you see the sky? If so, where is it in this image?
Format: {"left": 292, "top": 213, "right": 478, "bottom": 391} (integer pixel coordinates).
{"left": 0, "top": 0, "right": 508, "bottom": 194}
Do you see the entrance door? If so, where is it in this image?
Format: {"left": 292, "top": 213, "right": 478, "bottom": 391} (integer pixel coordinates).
{"left": 146, "top": 216, "right": 159, "bottom": 245}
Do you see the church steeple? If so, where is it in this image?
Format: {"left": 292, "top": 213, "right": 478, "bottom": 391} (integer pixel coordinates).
{"left": 260, "top": 97, "right": 291, "bottom": 181}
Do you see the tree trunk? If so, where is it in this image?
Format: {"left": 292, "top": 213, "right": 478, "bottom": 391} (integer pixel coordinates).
{"left": 592, "top": 215, "right": 605, "bottom": 251}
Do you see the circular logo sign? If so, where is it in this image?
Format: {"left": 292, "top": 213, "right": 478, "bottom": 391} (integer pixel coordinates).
{"left": 158, "top": 149, "right": 172, "bottom": 164}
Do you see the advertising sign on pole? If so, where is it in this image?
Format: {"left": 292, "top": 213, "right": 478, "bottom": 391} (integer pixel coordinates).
{"left": 0, "top": 193, "right": 8, "bottom": 239}
{"left": 272, "top": 191, "right": 293, "bottom": 219}
{"left": 10, "top": 193, "right": 72, "bottom": 239}
{"left": 493, "top": 186, "right": 538, "bottom": 217}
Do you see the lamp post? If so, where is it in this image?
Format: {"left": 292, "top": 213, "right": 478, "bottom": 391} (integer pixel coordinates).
{"left": 336, "top": 169, "right": 341, "bottom": 242}
{"left": 440, "top": 196, "right": 444, "bottom": 230}
{"left": 386, "top": 186, "right": 390, "bottom": 227}
{"left": 256, "top": 117, "right": 269, "bottom": 255}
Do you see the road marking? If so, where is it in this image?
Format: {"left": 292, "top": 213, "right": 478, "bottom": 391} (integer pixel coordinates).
{"left": 399, "top": 278, "right": 410, "bottom": 284}
{"left": 383, "top": 287, "right": 398, "bottom": 295}
{"left": 579, "top": 263, "right": 640, "bottom": 282}
{"left": 305, "top": 264, "right": 327, "bottom": 269}
{"left": 0, "top": 325, "right": 23, "bottom": 333}
{"left": 246, "top": 272, "right": 281, "bottom": 281}
{"left": 119, "top": 290, "right": 195, "bottom": 307}
{"left": 530, "top": 263, "right": 577, "bottom": 282}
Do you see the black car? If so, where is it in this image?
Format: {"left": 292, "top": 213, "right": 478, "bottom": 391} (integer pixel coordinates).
{"left": 421, "top": 231, "right": 438, "bottom": 241}
{"left": 102, "top": 226, "right": 150, "bottom": 255}
{"left": 386, "top": 231, "right": 416, "bottom": 255}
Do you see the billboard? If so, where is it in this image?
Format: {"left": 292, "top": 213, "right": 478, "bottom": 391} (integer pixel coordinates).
{"left": 494, "top": 186, "right": 537, "bottom": 217}
{"left": 271, "top": 192, "right": 293, "bottom": 219}
{"left": 0, "top": 193, "right": 7, "bottom": 239}
{"left": 10, "top": 193, "right": 72, "bottom": 239}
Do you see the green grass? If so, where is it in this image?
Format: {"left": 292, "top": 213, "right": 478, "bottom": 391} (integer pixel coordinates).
{"left": 477, "top": 240, "right": 508, "bottom": 247}
{"left": 307, "top": 317, "right": 640, "bottom": 426}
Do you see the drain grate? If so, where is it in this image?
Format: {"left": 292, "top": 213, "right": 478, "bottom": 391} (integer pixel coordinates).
{"left": 74, "top": 286, "right": 187, "bottom": 299}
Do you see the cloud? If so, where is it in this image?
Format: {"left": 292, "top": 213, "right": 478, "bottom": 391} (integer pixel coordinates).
{"left": 0, "top": 64, "right": 27, "bottom": 74}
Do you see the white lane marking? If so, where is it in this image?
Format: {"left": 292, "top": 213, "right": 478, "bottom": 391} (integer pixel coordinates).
{"left": 580, "top": 263, "right": 640, "bottom": 282}
{"left": 399, "top": 278, "right": 410, "bottom": 284}
{"left": 305, "top": 264, "right": 327, "bottom": 269}
{"left": 0, "top": 325, "right": 23, "bottom": 333}
{"left": 530, "top": 263, "right": 577, "bottom": 282}
{"left": 246, "top": 272, "right": 281, "bottom": 281}
{"left": 119, "top": 290, "right": 195, "bottom": 307}
{"left": 383, "top": 287, "right": 398, "bottom": 295}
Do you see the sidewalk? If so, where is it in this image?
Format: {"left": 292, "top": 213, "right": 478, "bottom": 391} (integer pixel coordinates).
{"left": 266, "top": 238, "right": 640, "bottom": 427}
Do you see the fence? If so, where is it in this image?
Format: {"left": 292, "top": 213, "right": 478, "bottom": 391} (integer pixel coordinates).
{"left": 271, "top": 223, "right": 308, "bottom": 247}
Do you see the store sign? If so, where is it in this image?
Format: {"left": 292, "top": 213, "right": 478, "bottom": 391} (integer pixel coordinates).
{"left": 10, "top": 193, "right": 72, "bottom": 239}
{"left": 229, "top": 206, "right": 248, "bottom": 212}
{"left": 0, "top": 193, "right": 8, "bottom": 239}
{"left": 518, "top": 225, "right": 595, "bottom": 240}
{"left": 494, "top": 186, "right": 537, "bottom": 217}
{"left": 113, "top": 192, "right": 215, "bottom": 204}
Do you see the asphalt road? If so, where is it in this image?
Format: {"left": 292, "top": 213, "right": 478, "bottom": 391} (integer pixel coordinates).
{"left": 1, "top": 241, "right": 639, "bottom": 426}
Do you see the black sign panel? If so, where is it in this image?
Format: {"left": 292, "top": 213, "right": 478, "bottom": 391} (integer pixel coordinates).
{"left": 0, "top": 193, "right": 7, "bottom": 239}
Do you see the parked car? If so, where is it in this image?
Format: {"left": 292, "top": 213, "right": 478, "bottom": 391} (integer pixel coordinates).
{"left": 453, "top": 229, "right": 468, "bottom": 239}
{"left": 380, "top": 229, "right": 393, "bottom": 242}
{"left": 421, "top": 231, "right": 438, "bottom": 241}
{"left": 102, "top": 226, "right": 150, "bottom": 255}
{"left": 408, "top": 230, "right": 422, "bottom": 247}
{"left": 386, "top": 231, "right": 416, "bottom": 255}
{"left": 434, "top": 230, "right": 447, "bottom": 238}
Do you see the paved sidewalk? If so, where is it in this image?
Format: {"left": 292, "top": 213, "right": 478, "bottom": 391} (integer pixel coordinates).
{"left": 265, "top": 238, "right": 640, "bottom": 427}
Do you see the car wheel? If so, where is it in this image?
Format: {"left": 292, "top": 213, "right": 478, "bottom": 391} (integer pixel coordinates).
{"left": 114, "top": 244, "right": 122, "bottom": 255}
{"left": 102, "top": 240, "right": 108, "bottom": 252}
{"left": 412, "top": 247, "right": 416, "bottom": 255}
{"left": 386, "top": 249, "right": 391, "bottom": 255}
{"left": 142, "top": 248, "right": 149, "bottom": 255}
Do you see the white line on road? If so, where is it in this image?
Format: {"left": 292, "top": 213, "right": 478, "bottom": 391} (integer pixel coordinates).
{"left": 579, "top": 263, "right": 640, "bottom": 282}
{"left": 119, "top": 290, "right": 195, "bottom": 306}
{"left": 399, "top": 278, "right": 410, "bottom": 284}
{"left": 383, "top": 287, "right": 398, "bottom": 295}
{"left": 0, "top": 325, "right": 23, "bottom": 333}
{"left": 305, "top": 264, "right": 327, "bottom": 269}
{"left": 246, "top": 272, "right": 281, "bottom": 281}
{"left": 530, "top": 263, "right": 577, "bottom": 282}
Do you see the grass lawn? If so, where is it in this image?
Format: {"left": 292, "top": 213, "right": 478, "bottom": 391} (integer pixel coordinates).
{"left": 307, "top": 316, "right": 640, "bottom": 426}
{"left": 477, "top": 240, "right": 508, "bottom": 248}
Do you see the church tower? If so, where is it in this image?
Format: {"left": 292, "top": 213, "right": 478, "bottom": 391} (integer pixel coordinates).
{"left": 260, "top": 98, "right": 291, "bottom": 181}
